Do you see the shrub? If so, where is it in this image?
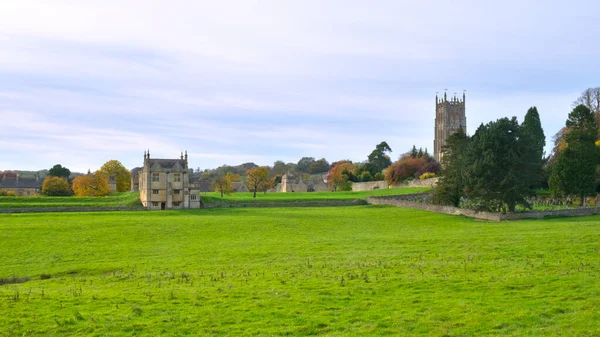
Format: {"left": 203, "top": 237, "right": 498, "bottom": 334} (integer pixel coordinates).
{"left": 420, "top": 172, "right": 436, "bottom": 180}
{"left": 42, "top": 176, "right": 72, "bottom": 196}
{"left": 0, "top": 190, "right": 16, "bottom": 197}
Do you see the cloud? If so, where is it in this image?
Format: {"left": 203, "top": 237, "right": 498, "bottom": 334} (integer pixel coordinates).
{"left": 0, "top": 0, "right": 599, "bottom": 171}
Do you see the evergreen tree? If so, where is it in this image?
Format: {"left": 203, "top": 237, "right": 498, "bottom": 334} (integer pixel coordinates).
{"left": 367, "top": 141, "right": 393, "bottom": 174}
{"left": 417, "top": 148, "right": 424, "bottom": 158}
{"left": 549, "top": 105, "right": 599, "bottom": 204}
{"left": 519, "top": 106, "right": 546, "bottom": 190}
{"left": 432, "top": 131, "right": 470, "bottom": 207}
{"left": 410, "top": 145, "right": 418, "bottom": 158}
{"left": 465, "top": 117, "right": 530, "bottom": 212}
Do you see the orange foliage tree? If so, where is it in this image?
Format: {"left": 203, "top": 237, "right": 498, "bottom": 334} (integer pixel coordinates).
{"left": 327, "top": 161, "right": 357, "bottom": 191}
{"left": 246, "top": 167, "right": 270, "bottom": 198}
{"left": 99, "top": 160, "right": 131, "bottom": 192}
{"left": 385, "top": 157, "right": 439, "bottom": 185}
{"left": 72, "top": 172, "right": 110, "bottom": 197}
{"left": 41, "top": 176, "right": 72, "bottom": 196}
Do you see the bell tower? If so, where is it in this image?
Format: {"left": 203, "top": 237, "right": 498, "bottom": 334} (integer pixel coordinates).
{"left": 434, "top": 91, "right": 467, "bottom": 161}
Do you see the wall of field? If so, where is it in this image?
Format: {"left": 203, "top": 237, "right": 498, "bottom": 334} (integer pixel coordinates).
{"left": 351, "top": 178, "right": 438, "bottom": 192}
{"left": 366, "top": 193, "right": 600, "bottom": 221}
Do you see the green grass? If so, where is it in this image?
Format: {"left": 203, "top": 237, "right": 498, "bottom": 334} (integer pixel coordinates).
{"left": 1, "top": 206, "right": 600, "bottom": 335}
{"left": 0, "top": 192, "right": 142, "bottom": 209}
{"left": 202, "top": 187, "right": 430, "bottom": 204}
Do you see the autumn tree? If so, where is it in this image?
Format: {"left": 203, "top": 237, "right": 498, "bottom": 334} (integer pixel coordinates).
{"left": 246, "top": 167, "right": 270, "bottom": 198}
{"left": 48, "top": 164, "right": 71, "bottom": 179}
{"left": 41, "top": 176, "right": 72, "bottom": 196}
{"left": 327, "top": 161, "right": 357, "bottom": 191}
{"left": 213, "top": 172, "right": 240, "bottom": 197}
{"left": 99, "top": 160, "right": 131, "bottom": 192}
{"left": 72, "top": 172, "right": 110, "bottom": 197}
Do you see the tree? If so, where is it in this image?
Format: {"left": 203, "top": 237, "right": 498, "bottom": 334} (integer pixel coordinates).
{"left": 41, "top": 176, "right": 72, "bottom": 196}
{"left": 367, "top": 141, "right": 392, "bottom": 175}
{"left": 48, "top": 164, "right": 71, "bottom": 179}
{"left": 519, "top": 107, "right": 546, "bottom": 190}
{"left": 432, "top": 131, "right": 470, "bottom": 206}
{"left": 308, "top": 158, "right": 330, "bottom": 174}
{"left": 384, "top": 157, "right": 428, "bottom": 185}
{"left": 327, "top": 161, "right": 356, "bottom": 191}
{"left": 465, "top": 117, "right": 531, "bottom": 212}
{"left": 410, "top": 145, "right": 418, "bottom": 158}
{"left": 246, "top": 167, "right": 270, "bottom": 198}
{"left": 549, "top": 105, "right": 599, "bottom": 204}
{"left": 549, "top": 87, "right": 600, "bottom": 162}
{"left": 72, "top": 172, "right": 110, "bottom": 196}
{"left": 99, "top": 160, "right": 131, "bottom": 192}
{"left": 297, "top": 157, "right": 316, "bottom": 173}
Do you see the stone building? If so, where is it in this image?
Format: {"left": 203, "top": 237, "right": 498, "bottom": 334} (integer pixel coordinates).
{"left": 276, "top": 172, "right": 330, "bottom": 192}
{"left": 138, "top": 151, "right": 201, "bottom": 210}
{"left": 130, "top": 167, "right": 142, "bottom": 191}
{"left": 0, "top": 173, "right": 42, "bottom": 196}
{"left": 232, "top": 181, "right": 250, "bottom": 193}
{"left": 434, "top": 92, "right": 467, "bottom": 162}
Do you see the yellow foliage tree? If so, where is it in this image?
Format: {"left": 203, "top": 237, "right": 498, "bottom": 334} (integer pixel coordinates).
{"left": 246, "top": 167, "right": 270, "bottom": 198}
{"left": 99, "top": 160, "right": 131, "bottom": 192}
{"left": 41, "top": 176, "right": 72, "bottom": 196}
{"left": 327, "top": 161, "right": 357, "bottom": 191}
{"left": 72, "top": 172, "right": 110, "bottom": 197}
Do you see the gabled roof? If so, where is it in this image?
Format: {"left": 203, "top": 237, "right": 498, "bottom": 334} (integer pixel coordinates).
{"left": 147, "top": 159, "right": 187, "bottom": 171}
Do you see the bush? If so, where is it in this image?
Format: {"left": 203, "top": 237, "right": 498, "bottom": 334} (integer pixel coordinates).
{"left": 0, "top": 190, "right": 16, "bottom": 197}
{"left": 420, "top": 172, "right": 436, "bottom": 180}
{"left": 42, "top": 176, "right": 72, "bottom": 196}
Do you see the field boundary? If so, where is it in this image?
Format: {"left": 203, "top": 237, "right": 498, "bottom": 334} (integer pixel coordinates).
{"left": 366, "top": 193, "right": 600, "bottom": 221}
{"left": 0, "top": 207, "right": 146, "bottom": 214}
{"left": 203, "top": 199, "right": 368, "bottom": 208}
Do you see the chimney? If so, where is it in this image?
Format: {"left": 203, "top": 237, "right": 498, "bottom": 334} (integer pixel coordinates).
{"left": 185, "top": 150, "right": 188, "bottom": 162}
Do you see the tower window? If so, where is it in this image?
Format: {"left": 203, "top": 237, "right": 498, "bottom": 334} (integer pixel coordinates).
{"left": 174, "top": 174, "right": 181, "bottom": 182}
{"left": 152, "top": 189, "right": 159, "bottom": 195}
{"left": 174, "top": 189, "right": 180, "bottom": 195}
{"left": 152, "top": 173, "right": 160, "bottom": 182}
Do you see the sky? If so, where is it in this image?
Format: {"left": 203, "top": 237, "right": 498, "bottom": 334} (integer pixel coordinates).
{"left": 1, "top": 0, "right": 599, "bottom": 173}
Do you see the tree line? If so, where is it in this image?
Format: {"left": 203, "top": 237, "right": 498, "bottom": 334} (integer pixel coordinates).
{"left": 433, "top": 87, "right": 600, "bottom": 212}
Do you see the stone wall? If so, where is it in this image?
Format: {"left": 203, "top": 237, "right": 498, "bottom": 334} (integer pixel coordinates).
{"left": 351, "top": 181, "right": 388, "bottom": 191}
{"left": 351, "top": 178, "right": 438, "bottom": 192}
{"left": 205, "top": 199, "right": 367, "bottom": 209}
{"left": 366, "top": 193, "right": 600, "bottom": 221}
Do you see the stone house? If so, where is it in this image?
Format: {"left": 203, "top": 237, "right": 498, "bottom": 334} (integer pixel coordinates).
{"left": 232, "top": 181, "right": 249, "bottom": 193}
{"left": 0, "top": 173, "right": 43, "bottom": 196}
{"left": 138, "top": 151, "right": 201, "bottom": 210}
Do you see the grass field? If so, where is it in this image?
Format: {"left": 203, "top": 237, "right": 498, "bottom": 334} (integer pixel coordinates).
{"left": 201, "top": 187, "right": 430, "bottom": 204}
{"left": 0, "top": 188, "right": 429, "bottom": 209}
{"left": 1, "top": 206, "right": 600, "bottom": 336}
{"left": 0, "top": 192, "right": 142, "bottom": 209}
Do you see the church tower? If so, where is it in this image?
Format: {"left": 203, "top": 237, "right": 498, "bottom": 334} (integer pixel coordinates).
{"left": 434, "top": 91, "right": 467, "bottom": 162}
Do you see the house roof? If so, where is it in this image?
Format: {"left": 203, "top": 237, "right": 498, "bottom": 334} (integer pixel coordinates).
{"left": 147, "top": 159, "right": 187, "bottom": 170}
{"left": 130, "top": 167, "right": 142, "bottom": 175}
{"left": 0, "top": 178, "right": 42, "bottom": 189}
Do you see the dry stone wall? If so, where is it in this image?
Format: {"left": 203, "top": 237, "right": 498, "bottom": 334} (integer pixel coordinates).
{"left": 366, "top": 193, "right": 600, "bottom": 221}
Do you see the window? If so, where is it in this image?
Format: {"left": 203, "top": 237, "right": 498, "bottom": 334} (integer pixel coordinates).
{"left": 174, "top": 174, "right": 181, "bottom": 182}
{"left": 173, "top": 202, "right": 181, "bottom": 207}
{"left": 152, "top": 189, "right": 159, "bottom": 195}
{"left": 152, "top": 202, "right": 159, "bottom": 207}
{"left": 190, "top": 194, "right": 197, "bottom": 201}
{"left": 174, "top": 189, "right": 180, "bottom": 195}
{"left": 152, "top": 173, "right": 160, "bottom": 182}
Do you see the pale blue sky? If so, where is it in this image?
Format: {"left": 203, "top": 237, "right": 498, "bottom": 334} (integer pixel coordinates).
{"left": 1, "top": 0, "right": 599, "bottom": 172}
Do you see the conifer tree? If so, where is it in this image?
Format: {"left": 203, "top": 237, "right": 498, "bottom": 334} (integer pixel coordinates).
{"left": 432, "top": 131, "right": 470, "bottom": 206}
{"left": 549, "top": 105, "right": 599, "bottom": 204}
{"left": 465, "top": 117, "right": 530, "bottom": 212}
{"left": 520, "top": 106, "right": 546, "bottom": 190}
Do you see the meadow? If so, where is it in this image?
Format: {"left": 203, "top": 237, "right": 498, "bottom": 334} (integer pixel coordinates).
{"left": 201, "top": 187, "right": 430, "bottom": 204}
{"left": 0, "top": 188, "right": 429, "bottom": 209}
{"left": 0, "top": 192, "right": 142, "bottom": 209}
{"left": 1, "top": 206, "right": 600, "bottom": 336}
